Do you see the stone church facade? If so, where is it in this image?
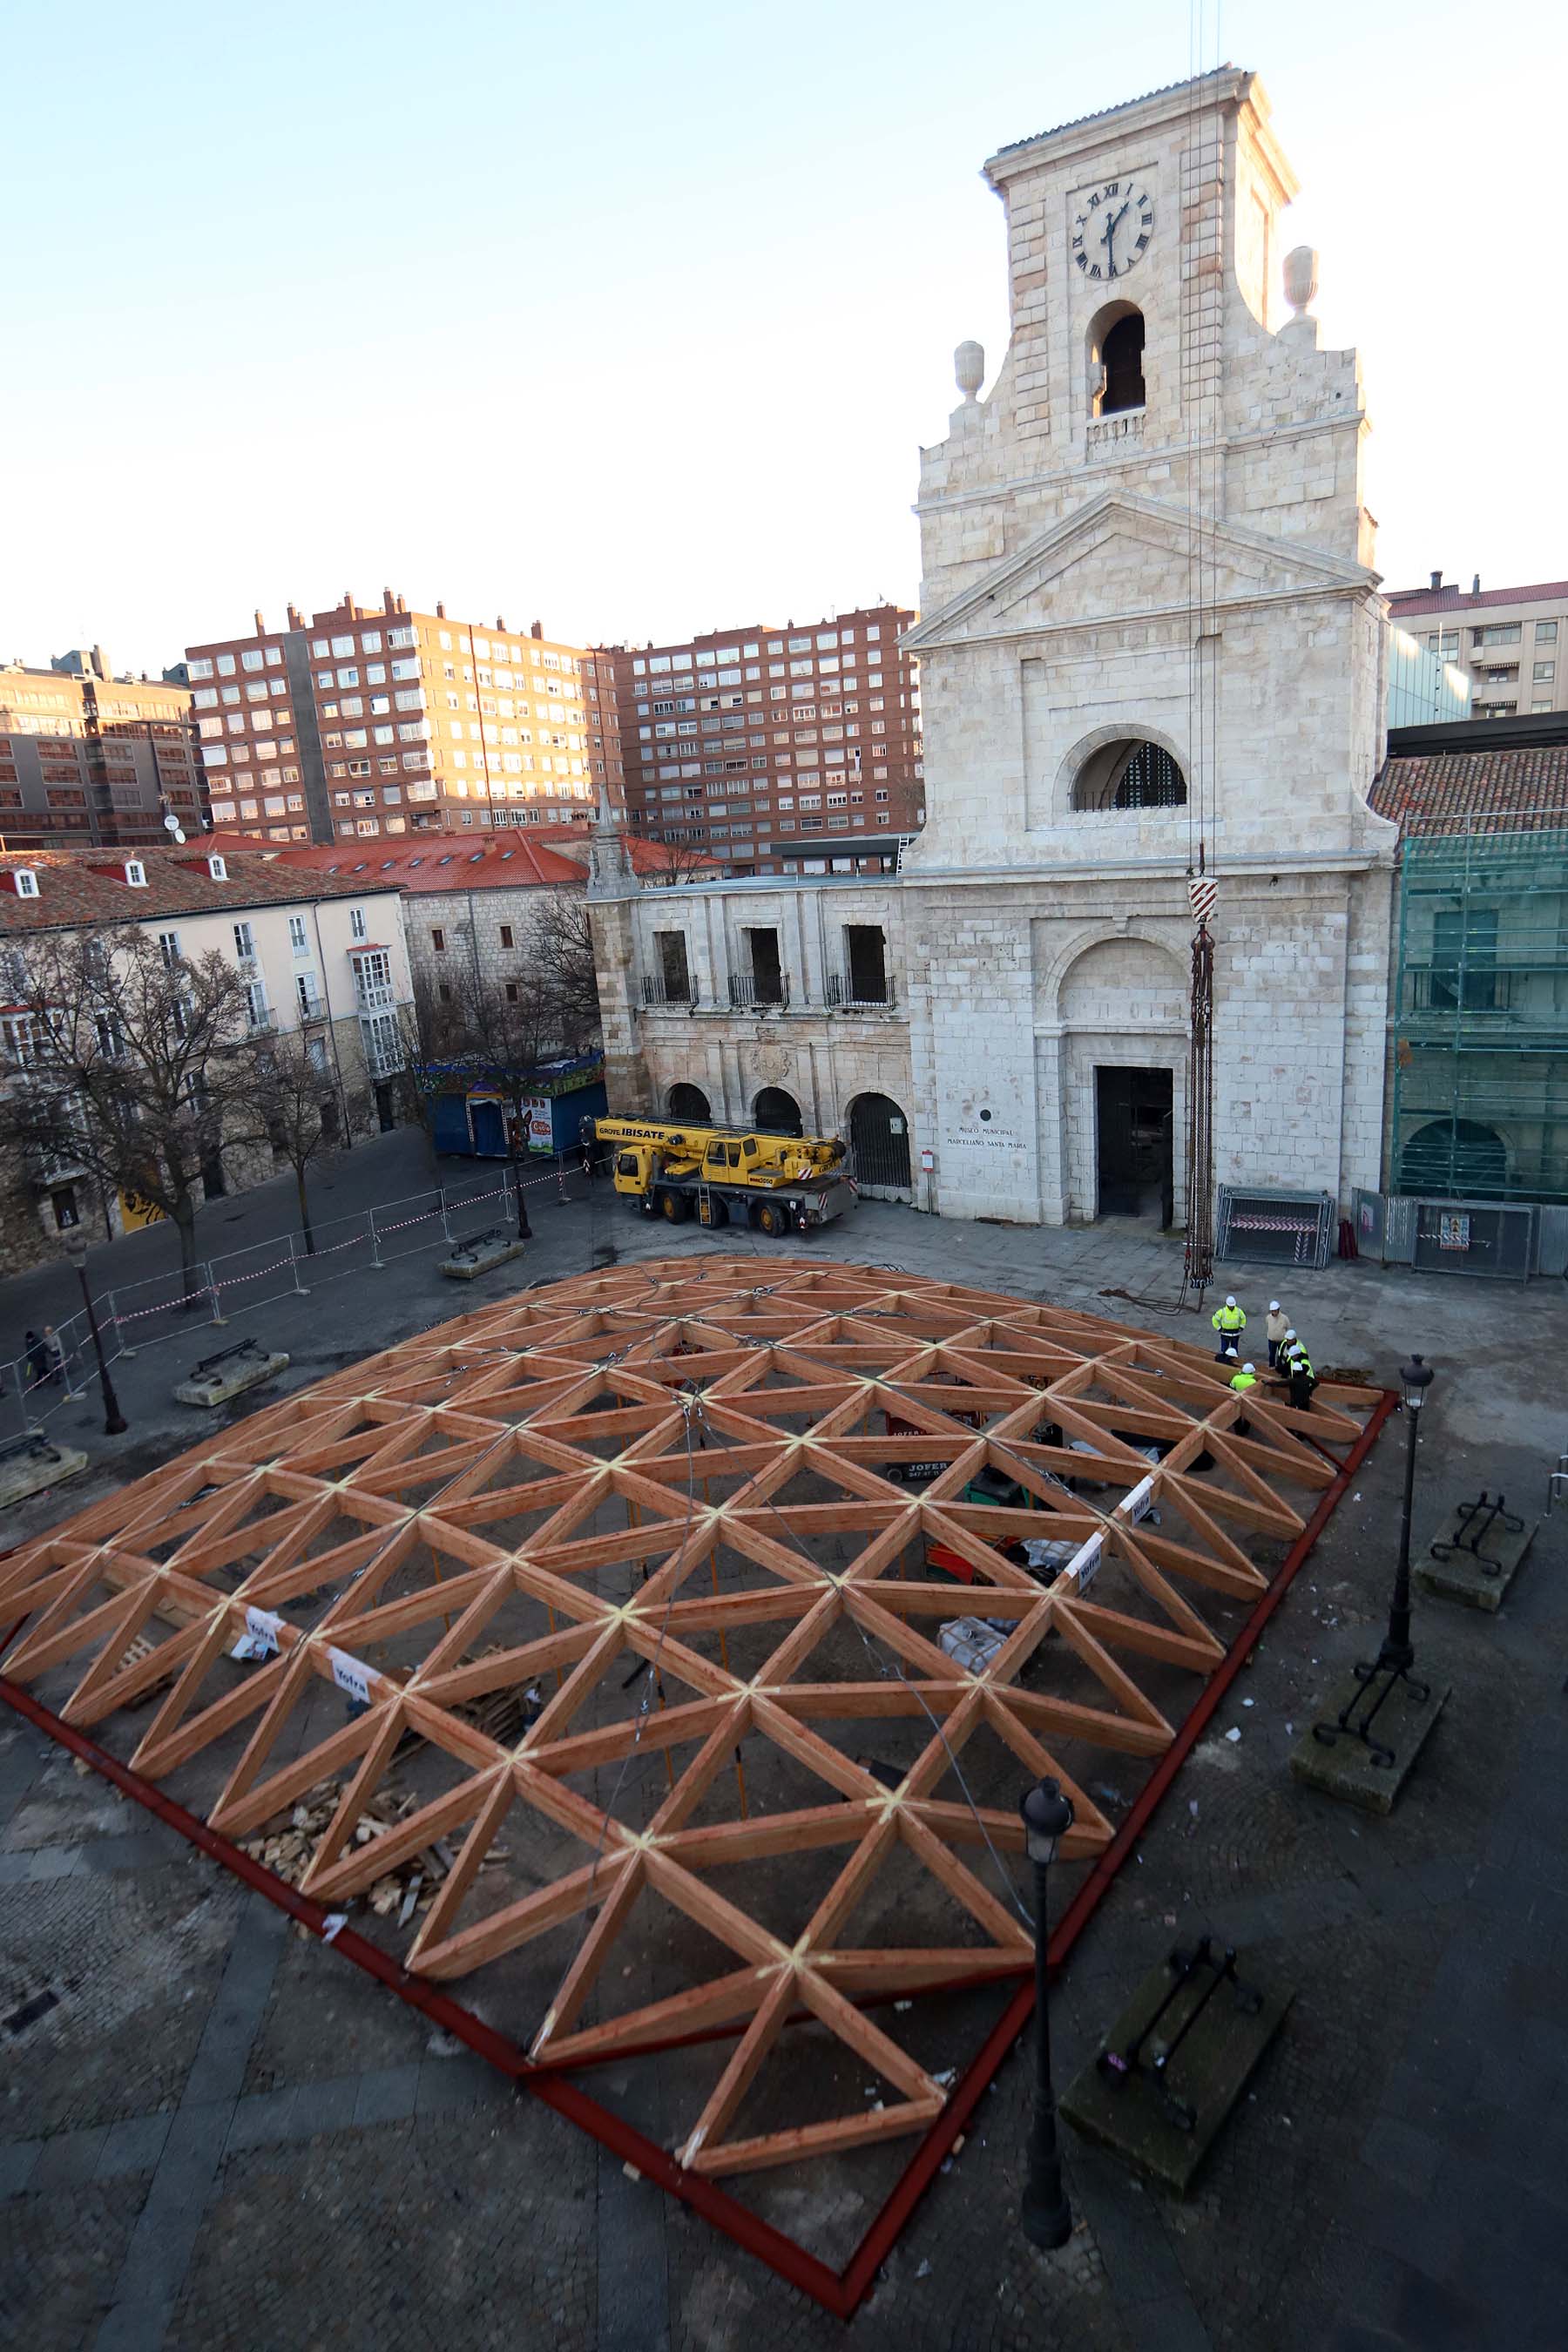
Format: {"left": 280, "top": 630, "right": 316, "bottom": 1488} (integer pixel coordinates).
{"left": 591, "top": 69, "right": 1398, "bottom": 1228}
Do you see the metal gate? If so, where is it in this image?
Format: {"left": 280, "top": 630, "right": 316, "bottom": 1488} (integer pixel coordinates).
{"left": 848, "top": 1093, "right": 913, "bottom": 1197}
{"left": 1411, "top": 1199, "right": 1536, "bottom": 1281}
{"left": 1214, "top": 1186, "right": 1335, "bottom": 1270}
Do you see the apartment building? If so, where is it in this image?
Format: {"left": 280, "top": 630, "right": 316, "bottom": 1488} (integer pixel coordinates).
{"left": 186, "top": 591, "right": 604, "bottom": 848}
{"left": 606, "top": 603, "right": 923, "bottom": 876}
{"left": 0, "top": 651, "right": 204, "bottom": 850}
{"left": 1386, "top": 572, "right": 1567, "bottom": 720}
{"left": 0, "top": 843, "right": 415, "bottom": 1266}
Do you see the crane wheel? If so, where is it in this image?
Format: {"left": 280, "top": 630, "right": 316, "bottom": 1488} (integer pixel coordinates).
{"left": 699, "top": 1196, "right": 728, "bottom": 1229}
{"left": 755, "top": 1201, "right": 787, "bottom": 1239}
{"left": 659, "top": 1189, "right": 690, "bottom": 1224}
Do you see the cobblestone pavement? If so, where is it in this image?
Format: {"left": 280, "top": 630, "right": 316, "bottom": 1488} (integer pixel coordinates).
{"left": 3, "top": 1188, "right": 1568, "bottom": 2349}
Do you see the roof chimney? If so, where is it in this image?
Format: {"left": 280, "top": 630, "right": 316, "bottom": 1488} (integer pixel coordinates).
{"left": 382, "top": 587, "right": 395, "bottom": 615}
{"left": 436, "top": 600, "right": 446, "bottom": 620}
{"left": 343, "top": 589, "right": 354, "bottom": 617}
{"left": 1472, "top": 574, "right": 1481, "bottom": 595}
{"left": 395, "top": 595, "right": 406, "bottom": 613}
{"left": 1429, "top": 571, "right": 1443, "bottom": 592}
{"left": 497, "top": 616, "right": 505, "bottom": 632}
{"left": 253, "top": 609, "right": 266, "bottom": 634}
{"left": 287, "top": 603, "right": 303, "bottom": 631}
{"left": 530, "top": 619, "right": 543, "bottom": 640}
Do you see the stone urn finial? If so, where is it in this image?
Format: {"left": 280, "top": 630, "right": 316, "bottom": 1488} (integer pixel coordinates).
{"left": 1283, "top": 246, "right": 1319, "bottom": 320}
{"left": 954, "top": 340, "right": 985, "bottom": 402}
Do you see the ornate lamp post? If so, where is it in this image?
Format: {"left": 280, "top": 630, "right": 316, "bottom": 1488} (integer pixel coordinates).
{"left": 62, "top": 1229, "right": 127, "bottom": 1435}
{"left": 1314, "top": 1353, "right": 1434, "bottom": 1762}
{"left": 1018, "top": 1775, "right": 1075, "bottom": 2250}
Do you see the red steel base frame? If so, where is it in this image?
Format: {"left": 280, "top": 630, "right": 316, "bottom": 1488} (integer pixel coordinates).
{"left": 0, "top": 1387, "right": 1395, "bottom": 2320}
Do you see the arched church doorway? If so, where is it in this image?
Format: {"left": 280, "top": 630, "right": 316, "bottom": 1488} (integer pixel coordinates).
{"left": 848, "top": 1093, "right": 913, "bottom": 1194}
{"left": 753, "top": 1086, "right": 802, "bottom": 1136}
{"left": 1095, "top": 1067, "right": 1174, "bottom": 1223}
{"left": 668, "top": 1082, "right": 712, "bottom": 1122}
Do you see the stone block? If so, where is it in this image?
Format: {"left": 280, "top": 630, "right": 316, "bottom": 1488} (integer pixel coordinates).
{"left": 174, "top": 1345, "right": 289, "bottom": 1409}
{"left": 0, "top": 1433, "right": 89, "bottom": 1506}
{"left": 1290, "top": 1665, "right": 1450, "bottom": 1815}
{"left": 440, "top": 1227, "right": 528, "bottom": 1281}
{"left": 1061, "top": 1939, "right": 1294, "bottom": 2194}
{"left": 1416, "top": 1497, "right": 1537, "bottom": 1614}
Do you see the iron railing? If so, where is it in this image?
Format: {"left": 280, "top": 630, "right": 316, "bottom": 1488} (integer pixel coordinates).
{"left": 642, "top": 973, "right": 698, "bottom": 1007}
{"left": 728, "top": 972, "right": 790, "bottom": 1010}
{"left": 825, "top": 971, "right": 896, "bottom": 1009}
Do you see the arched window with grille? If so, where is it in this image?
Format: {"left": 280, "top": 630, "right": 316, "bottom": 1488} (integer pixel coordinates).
{"left": 1070, "top": 738, "right": 1187, "bottom": 813}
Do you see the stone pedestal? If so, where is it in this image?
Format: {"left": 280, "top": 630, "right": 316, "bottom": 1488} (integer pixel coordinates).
{"left": 0, "top": 1435, "right": 90, "bottom": 1506}
{"left": 1062, "top": 1943, "right": 1294, "bottom": 2193}
{"left": 440, "top": 1230, "right": 527, "bottom": 1281}
{"left": 175, "top": 1348, "right": 289, "bottom": 1408}
{"left": 1290, "top": 1665, "right": 1450, "bottom": 1815}
{"left": 1416, "top": 1500, "right": 1536, "bottom": 1615}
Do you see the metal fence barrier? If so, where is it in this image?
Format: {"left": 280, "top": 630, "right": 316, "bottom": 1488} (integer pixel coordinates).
{"left": 2, "top": 1154, "right": 579, "bottom": 1434}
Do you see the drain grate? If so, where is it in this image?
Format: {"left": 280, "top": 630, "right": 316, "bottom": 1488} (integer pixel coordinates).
{"left": 5, "top": 1986, "right": 60, "bottom": 2036}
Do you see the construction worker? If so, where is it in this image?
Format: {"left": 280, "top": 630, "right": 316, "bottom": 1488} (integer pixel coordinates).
{"left": 1212, "top": 1294, "right": 1247, "bottom": 1361}
{"left": 1266, "top": 1301, "right": 1288, "bottom": 1369}
{"left": 1287, "top": 1340, "right": 1315, "bottom": 1412}
{"left": 1229, "top": 1361, "right": 1259, "bottom": 1395}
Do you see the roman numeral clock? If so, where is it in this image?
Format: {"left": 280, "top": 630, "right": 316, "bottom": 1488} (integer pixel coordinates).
{"left": 1071, "top": 180, "right": 1154, "bottom": 281}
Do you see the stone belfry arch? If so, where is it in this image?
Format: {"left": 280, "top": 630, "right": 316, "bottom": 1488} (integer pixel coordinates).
{"left": 899, "top": 68, "right": 1398, "bottom": 1231}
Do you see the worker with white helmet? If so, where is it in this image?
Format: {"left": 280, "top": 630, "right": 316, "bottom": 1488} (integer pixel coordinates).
{"left": 1211, "top": 1293, "right": 1246, "bottom": 1362}
{"left": 1266, "top": 1300, "right": 1288, "bottom": 1369}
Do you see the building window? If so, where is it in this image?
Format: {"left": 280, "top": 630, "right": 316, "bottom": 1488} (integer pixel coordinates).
{"left": 1471, "top": 624, "right": 1521, "bottom": 647}
{"left": 499, "top": 923, "right": 514, "bottom": 948}
{"left": 1098, "top": 309, "right": 1146, "bottom": 414}
{"left": 233, "top": 920, "right": 255, "bottom": 958}
{"left": 432, "top": 927, "right": 445, "bottom": 951}
{"left": 504, "top": 982, "right": 518, "bottom": 1003}
{"left": 1533, "top": 662, "right": 1555, "bottom": 682}
{"left": 350, "top": 907, "right": 367, "bottom": 942}
{"left": 1536, "top": 621, "right": 1558, "bottom": 643}
{"left": 1071, "top": 738, "right": 1186, "bottom": 811}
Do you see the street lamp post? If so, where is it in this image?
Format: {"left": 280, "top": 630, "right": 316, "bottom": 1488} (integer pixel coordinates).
{"left": 1018, "top": 1776, "right": 1075, "bottom": 2251}
{"left": 62, "top": 1230, "right": 127, "bottom": 1436}
{"left": 1314, "top": 1353, "right": 1434, "bottom": 1764}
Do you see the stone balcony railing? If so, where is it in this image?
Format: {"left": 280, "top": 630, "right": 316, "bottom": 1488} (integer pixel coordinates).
{"left": 1086, "top": 407, "right": 1146, "bottom": 457}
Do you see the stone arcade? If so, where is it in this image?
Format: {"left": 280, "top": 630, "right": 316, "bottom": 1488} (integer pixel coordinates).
{"left": 591, "top": 69, "right": 1398, "bottom": 1227}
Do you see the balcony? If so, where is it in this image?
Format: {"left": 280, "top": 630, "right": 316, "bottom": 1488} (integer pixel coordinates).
{"left": 642, "top": 973, "right": 698, "bottom": 1007}
{"left": 1405, "top": 969, "right": 1514, "bottom": 1016}
{"left": 825, "top": 970, "right": 896, "bottom": 1010}
{"left": 1086, "top": 408, "right": 1145, "bottom": 456}
{"left": 728, "top": 972, "right": 791, "bottom": 1011}
{"left": 360, "top": 1018, "right": 406, "bottom": 1080}
{"left": 353, "top": 979, "right": 398, "bottom": 1012}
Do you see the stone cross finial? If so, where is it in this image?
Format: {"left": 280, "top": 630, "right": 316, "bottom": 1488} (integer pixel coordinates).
{"left": 954, "top": 341, "right": 985, "bottom": 402}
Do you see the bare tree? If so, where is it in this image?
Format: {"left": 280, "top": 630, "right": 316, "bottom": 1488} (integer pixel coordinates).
{"left": 528, "top": 889, "right": 602, "bottom": 1051}
{"left": 229, "top": 1028, "right": 370, "bottom": 1254}
{"left": 638, "top": 836, "right": 713, "bottom": 885}
{"left": 0, "top": 925, "right": 250, "bottom": 1295}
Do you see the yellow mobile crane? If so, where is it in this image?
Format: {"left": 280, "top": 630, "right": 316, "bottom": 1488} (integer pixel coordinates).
{"left": 583, "top": 1116, "right": 856, "bottom": 1237}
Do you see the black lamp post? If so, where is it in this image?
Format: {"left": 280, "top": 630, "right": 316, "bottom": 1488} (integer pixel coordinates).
{"left": 63, "top": 1230, "right": 127, "bottom": 1435}
{"left": 510, "top": 1107, "right": 532, "bottom": 1241}
{"left": 1019, "top": 1775, "right": 1075, "bottom": 2251}
{"left": 1314, "top": 1353, "right": 1434, "bottom": 1764}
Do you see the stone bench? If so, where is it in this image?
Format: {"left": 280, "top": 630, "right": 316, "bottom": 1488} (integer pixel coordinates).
{"left": 440, "top": 1226, "right": 527, "bottom": 1281}
{"left": 174, "top": 1339, "right": 290, "bottom": 1409}
{"left": 0, "top": 1430, "right": 90, "bottom": 1506}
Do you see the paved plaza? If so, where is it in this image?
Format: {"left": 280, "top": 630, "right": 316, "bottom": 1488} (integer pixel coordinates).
{"left": 3, "top": 1130, "right": 1567, "bottom": 2349}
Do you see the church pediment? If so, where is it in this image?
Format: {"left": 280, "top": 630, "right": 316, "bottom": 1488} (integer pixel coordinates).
{"left": 903, "top": 489, "right": 1375, "bottom": 651}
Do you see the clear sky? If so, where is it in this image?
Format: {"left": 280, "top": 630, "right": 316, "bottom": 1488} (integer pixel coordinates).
{"left": 4, "top": 0, "right": 1563, "bottom": 675}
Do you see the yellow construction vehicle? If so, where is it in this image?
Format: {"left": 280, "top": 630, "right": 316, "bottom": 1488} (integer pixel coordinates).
{"left": 584, "top": 1116, "right": 855, "bottom": 1237}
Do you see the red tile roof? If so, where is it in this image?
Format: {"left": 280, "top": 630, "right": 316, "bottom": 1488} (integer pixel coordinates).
{"left": 1370, "top": 744, "right": 1568, "bottom": 837}
{"left": 260, "top": 833, "right": 589, "bottom": 891}
{"left": 1387, "top": 579, "right": 1568, "bottom": 617}
{"left": 251, "top": 826, "right": 719, "bottom": 891}
{"left": 0, "top": 846, "right": 394, "bottom": 934}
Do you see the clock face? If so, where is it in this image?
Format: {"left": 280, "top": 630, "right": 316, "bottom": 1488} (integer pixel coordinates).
{"left": 1071, "top": 180, "right": 1154, "bottom": 283}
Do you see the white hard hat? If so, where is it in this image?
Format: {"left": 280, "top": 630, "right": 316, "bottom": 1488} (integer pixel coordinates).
{"left": 1244, "top": 1362, "right": 1255, "bottom": 1373}
{"left": 1225, "top": 1294, "right": 1236, "bottom": 1308}
{"left": 1285, "top": 1328, "right": 1296, "bottom": 1342}
{"left": 1269, "top": 1300, "right": 1281, "bottom": 1312}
